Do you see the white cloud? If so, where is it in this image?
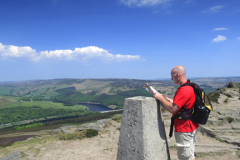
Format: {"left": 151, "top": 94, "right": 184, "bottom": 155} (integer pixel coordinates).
{"left": 0, "top": 43, "right": 38, "bottom": 60}
{"left": 204, "top": 5, "right": 224, "bottom": 13}
{"left": 213, "top": 28, "right": 229, "bottom": 31}
{"left": 212, "top": 35, "right": 227, "bottom": 42}
{"left": 120, "top": 0, "right": 172, "bottom": 7}
{"left": 0, "top": 43, "right": 143, "bottom": 62}
{"left": 237, "top": 37, "right": 240, "bottom": 40}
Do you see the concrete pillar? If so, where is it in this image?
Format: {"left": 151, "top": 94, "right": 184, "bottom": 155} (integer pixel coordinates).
{"left": 117, "top": 96, "right": 170, "bottom": 160}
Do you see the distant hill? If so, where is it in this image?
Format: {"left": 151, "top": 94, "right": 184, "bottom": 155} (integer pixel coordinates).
{"left": 156, "top": 77, "right": 240, "bottom": 88}
{"left": 0, "top": 78, "right": 174, "bottom": 97}
{"left": 0, "top": 77, "right": 238, "bottom": 109}
{"left": 0, "top": 79, "right": 175, "bottom": 109}
{"left": 191, "top": 77, "right": 240, "bottom": 88}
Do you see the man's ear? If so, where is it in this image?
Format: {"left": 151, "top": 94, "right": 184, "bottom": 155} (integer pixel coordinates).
{"left": 176, "top": 73, "right": 180, "bottom": 78}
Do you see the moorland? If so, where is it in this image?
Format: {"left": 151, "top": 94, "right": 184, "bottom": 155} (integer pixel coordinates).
{"left": 0, "top": 77, "right": 239, "bottom": 131}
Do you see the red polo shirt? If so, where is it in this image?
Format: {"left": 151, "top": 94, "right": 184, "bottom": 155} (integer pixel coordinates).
{"left": 173, "top": 83, "right": 199, "bottom": 132}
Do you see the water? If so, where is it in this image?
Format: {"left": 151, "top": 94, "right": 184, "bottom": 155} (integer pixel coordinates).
{"left": 79, "top": 103, "right": 114, "bottom": 112}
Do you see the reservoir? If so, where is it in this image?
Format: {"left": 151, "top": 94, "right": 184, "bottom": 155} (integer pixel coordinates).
{"left": 79, "top": 103, "right": 114, "bottom": 112}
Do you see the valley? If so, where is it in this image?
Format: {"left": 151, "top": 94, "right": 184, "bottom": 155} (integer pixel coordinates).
{"left": 0, "top": 78, "right": 240, "bottom": 159}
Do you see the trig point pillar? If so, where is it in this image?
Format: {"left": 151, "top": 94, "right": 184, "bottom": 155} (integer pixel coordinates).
{"left": 117, "top": 96, "right": 170, "bottom": 160}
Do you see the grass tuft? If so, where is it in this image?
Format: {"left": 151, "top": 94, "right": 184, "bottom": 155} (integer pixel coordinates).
{"left": 224, "top": 93, "right": 232, "bottom": 98}
{"left": 58, "top": 129, "right": 99, "bottom": 140}
{"left": 112, "top": 114, "right": 122, "bottom": 123}
{"left": 224, "top": 98, "right": 229, "bottom": 104}
{"left": 208, "top": 92, "right": 220, "bottom": 103}
{"left": 226, "top": 117, "right": 234, "bottom": 123}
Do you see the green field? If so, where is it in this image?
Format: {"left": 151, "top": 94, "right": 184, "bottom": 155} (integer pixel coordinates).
{"left": 0, "top": 87, "right": 14, "bottom": 95}
{"left": 0, "top": 96, "right": 19, "bottom": 107}
{"left": 0, "top": 95, "right": 86, "bottom": 110}
{"left": 0, "top": 94, "right": 89, "bottom": 127}
{"left": 27, "top": 85, "right": 71, "bottom": 99}
{"left": 0, "top": 96, "right": 86, "bottom": 110}
{"left": 3, "top": 100, "right": 85, "bottom": 110}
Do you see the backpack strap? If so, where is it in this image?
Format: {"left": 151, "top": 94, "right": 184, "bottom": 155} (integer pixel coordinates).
{"left": 169, "top": 108, "right": 193, "bottom": 138}
{"left": 169, "top": 79, "right": 193, "bottom": 138}
{"left": 169, "top": 114, "right": 180, "bottom": 138}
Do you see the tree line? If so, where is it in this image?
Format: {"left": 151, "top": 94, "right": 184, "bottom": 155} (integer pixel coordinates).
{"left": 15, "top": 123, "right": 45, "bottom": 130}
{"left": 44, "top": 110, "right": 123, "bottom": 126}
{"left": 0, "top": 106, "right": 89, "bottom": 124}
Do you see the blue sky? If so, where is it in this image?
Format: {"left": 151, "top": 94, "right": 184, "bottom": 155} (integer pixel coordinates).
{"left": 0, "top": 0, "right": 239, "bottom": 81}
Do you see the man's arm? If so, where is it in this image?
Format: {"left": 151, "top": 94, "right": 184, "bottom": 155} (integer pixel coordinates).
{"left": 162, "top": 95, "right": 173, "bottom": 103}
{"left": 153, "top": 92, "right": 180, "bottom": 114}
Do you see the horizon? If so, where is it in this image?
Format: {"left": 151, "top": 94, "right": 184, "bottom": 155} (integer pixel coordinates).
{"left": 0, "top": 0, "right": 239, "bottom": 81}
{"left": 1, "top": 76, "right": 240, "bottom": 83}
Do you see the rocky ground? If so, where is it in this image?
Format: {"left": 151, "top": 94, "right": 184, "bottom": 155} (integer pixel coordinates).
{"left": 0, "top": 118, "right": 120, "bottom": 160}
{"left": 0, "top": 82, "right": 240, "bottom": 160}
{"left": 1, "top": 116, "right": 240, "bottom": 160}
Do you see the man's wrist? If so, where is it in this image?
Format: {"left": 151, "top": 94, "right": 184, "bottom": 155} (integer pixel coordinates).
{"left": 154, "top": 92, "right": 163, "bottom": 102}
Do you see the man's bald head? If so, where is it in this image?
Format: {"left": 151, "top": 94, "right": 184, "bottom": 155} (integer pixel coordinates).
{"left": 171, "top": 65, "right": 186, "bottom": 76}
{"left": 171, "top": 65, "right": 187, "bottom": 86}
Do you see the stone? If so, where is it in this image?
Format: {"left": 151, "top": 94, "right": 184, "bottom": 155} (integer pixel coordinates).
{"left": 217, "top": 110, "right": 240, "bottom": 117}
{"left": 48, "top": 128, "right": 62, "bottom": 134}
{"left": 76, "top": 125, "right": 101, "bottom": 132}
{"left": 112, "top": 121, "right": 120, "bottom": 127}
{"left": 231, "top": 124, "right": 240, "bottom": 130}
{"left": 207, "top": 119, "right": 225, "bottom": 126}
{"left": 117, "top": 96, "right": 170, "bottom": 160}
{"left": 227, "top": 82, "right": 240, "bottom": 88}
{"left": 218, "top": 135, "right": 240, "bottom": 146}
{"left": 60, "top": 125, "right": 77, "bottom": 134}
{"left": 0, "top": 151, "right": 26, "bottom": 160}
{"left": 79, "top": 119, "right": 111, "bottom": 131}
{"left": 96, "top": 119, "right": 112, "bottom": 127}
{"left": 59, "top": 119, "right": 113, "bottom": 133}
{"left": 235, "top": 117, "right": 240, "bottom": 122}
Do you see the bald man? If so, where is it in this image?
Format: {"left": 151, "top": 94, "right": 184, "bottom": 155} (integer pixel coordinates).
{"left": 153, "top": 65, "right": 198, "bottom": 160}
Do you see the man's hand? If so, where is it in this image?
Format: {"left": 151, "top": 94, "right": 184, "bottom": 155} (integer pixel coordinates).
{"left": 153, "top": 92, "right": 171, "bottom": 102}
{"left": 152, "top": 92, "right": 162, "bottom": 100}
{"left": 152, "top": 92, "right": 179, "bottom": 114}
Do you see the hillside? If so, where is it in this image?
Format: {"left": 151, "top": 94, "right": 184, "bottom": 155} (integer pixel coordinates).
{"left": 0, "top": 78, "right": 233, "bottom": 130}
{"left": 1, "top": 77, "right": 236, "bottom": 98}
{"left": 0, "top": 79, "right": 176, "bottom": 110}
{"left": 192, "top": 77, "right": 240, "bottom": 88}
{"left": 0, "top": 79, "right": 175, "bottom": 97}
{"left": 0, "top": 82, "right": 240, "bottom": 159}
{"left": 0, "top": 78, "right": 223, "bottom": 110}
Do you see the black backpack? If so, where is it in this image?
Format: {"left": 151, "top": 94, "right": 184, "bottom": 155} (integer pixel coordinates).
{"left": 169, "top": 80, "right": 212, "bottom": 138}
